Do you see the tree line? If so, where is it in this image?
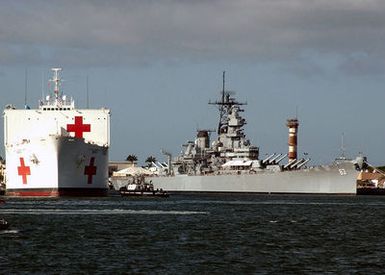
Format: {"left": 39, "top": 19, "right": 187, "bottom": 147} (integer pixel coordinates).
{"left": 126, "top": 155, "right": 157, "bottom": 167}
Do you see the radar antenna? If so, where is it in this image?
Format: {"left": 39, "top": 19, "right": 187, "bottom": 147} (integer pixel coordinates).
{"left": 218, "top": 71, "right": 226, "bottom": 135}
{"left": 86, "top": 75, "right": 89, "bottom": 109}
{"left": 340, "top": 132, "right": 346, "bottom": 159}
{"left": 49, "top": 68, "right": 62, "bottom": 101}
{"left": 24, "top": 68, "right": 28, "bottom": 108}
{"left": 209, "top": 71, "right": 246, "bottom": 134}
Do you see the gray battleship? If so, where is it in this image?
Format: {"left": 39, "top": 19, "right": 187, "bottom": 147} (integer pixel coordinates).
{"left": 115, "top": 73, "right": 366, "bottom": 194}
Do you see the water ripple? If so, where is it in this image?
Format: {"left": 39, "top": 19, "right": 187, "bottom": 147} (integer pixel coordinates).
{"left": 0, "top": 208, "right": 208, "bottom": 215}
{"left": 1, "top": 195, "right": 385, "bottom": 273}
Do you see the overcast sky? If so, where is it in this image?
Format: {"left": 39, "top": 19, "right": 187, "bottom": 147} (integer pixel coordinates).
{"left": 1, "top": 0, "right": 385, "bottom": 165}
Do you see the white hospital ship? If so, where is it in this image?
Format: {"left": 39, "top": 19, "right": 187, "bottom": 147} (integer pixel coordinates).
{"left": 3, "top": 68, "right": 110, "bottom": 196}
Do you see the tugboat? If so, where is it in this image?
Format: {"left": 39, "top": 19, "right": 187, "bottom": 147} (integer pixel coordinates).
{"left": 119, "top": 176, "right": 169, "bottom": 198}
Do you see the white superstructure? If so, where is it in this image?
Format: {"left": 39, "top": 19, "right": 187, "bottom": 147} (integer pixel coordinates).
{"left": 4, "top": 68, "right": 110, "bottom": 196}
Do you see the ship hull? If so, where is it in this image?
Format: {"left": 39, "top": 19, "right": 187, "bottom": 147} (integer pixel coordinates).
{"left": 6, "top": 188, "right": 108, "bottom": 197}
{"left": 5, "top": 135, "right": 109, "bottom": 197}
{"left": 114, "top": 161, "right": 358, "bottom": 194}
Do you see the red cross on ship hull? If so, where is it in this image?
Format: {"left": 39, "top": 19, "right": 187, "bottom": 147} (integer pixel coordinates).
{"left": 66, "top": 116, "right": 91, "bottom": 138}
{"left": 17, "top": 157, "right": 31, "bottom": 184}
{"left": 84, "top": 157, "right": 97, "bottom": 184}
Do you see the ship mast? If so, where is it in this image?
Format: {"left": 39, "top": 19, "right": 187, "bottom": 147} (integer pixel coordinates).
{"left": 50, "top": 67, "right": 62, "bottom": 102}
{"left": 340, "top": 132, "right": 346, "bottom": 159}
{"left": 209, "top": 71, "right": 246, "bottom": 135}
{"left": 218, "top": 71, "right": 226, "bottom": 135}
{"left": 40, "top": 67, "right": 74, "bottom": 110}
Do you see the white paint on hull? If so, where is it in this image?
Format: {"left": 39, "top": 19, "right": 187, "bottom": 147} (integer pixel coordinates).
{"left": 4, "top": 108, "right": 110, "bottom": 195}
{"left": 6, "top": 135, "right": 109, "bottom": 191}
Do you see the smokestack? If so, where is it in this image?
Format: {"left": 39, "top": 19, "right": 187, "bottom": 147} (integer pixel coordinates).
{"left": 287, "top": 118, "right": 299, "bottom": 162}
{"left": 196, "top": 130, "right": 210, "bottom": 150}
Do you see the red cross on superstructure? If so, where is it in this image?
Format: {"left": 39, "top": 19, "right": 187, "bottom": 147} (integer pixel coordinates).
{"left": 66, "top": 116, "right": 91, "bottom": 138}
{"left": 17, "top": 157, "right": 31, "bottom": 184}
{"left": 84, "top": 157, "right": 97, "bottom": 184}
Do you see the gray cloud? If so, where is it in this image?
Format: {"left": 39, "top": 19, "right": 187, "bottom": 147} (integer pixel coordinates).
{"left": 1, "top": 0, "right": 385, "bottom": 73}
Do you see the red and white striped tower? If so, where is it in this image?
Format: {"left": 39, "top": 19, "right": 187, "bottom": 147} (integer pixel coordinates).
{"left": 287, "top": 119, "right": 299, "bottom": 162}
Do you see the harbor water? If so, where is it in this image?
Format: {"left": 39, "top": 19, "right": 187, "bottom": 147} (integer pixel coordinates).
{"left": 1, "top": 194, "right": 385, "bottom": 274}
